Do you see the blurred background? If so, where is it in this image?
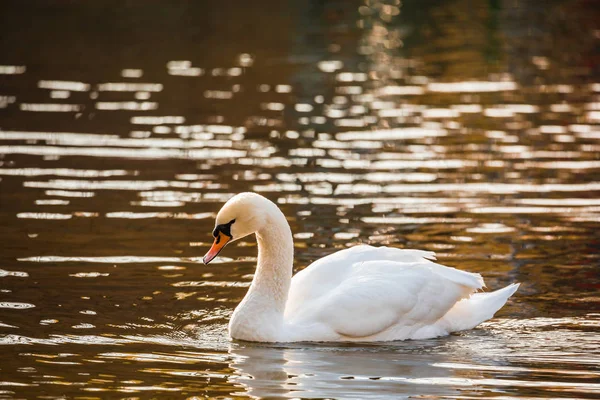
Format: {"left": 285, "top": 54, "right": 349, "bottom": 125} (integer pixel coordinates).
{"left": 0, "top": 0, "right": 599, "bottom": 398}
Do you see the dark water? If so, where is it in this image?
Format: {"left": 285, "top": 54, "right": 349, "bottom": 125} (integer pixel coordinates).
{"left": 1, "top": 0, "right": 599, "bottom": 398}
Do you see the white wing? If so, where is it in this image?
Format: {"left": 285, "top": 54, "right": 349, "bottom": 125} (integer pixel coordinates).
{"left": 285, "top": 245, "right": 484, "bottom": 339}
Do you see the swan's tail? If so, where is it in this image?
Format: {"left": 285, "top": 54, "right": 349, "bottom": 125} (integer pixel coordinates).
{"left": 441, "top": 283, "right": 520, "bottom": 333}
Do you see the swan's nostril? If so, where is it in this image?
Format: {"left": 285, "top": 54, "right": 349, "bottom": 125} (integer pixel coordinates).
{"left": 203, "top": 232, "right": 230, "bottom": 265}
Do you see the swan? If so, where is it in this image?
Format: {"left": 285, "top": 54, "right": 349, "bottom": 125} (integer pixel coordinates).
{"left": 203, "top": 192, "right": 519, "bottom": 342}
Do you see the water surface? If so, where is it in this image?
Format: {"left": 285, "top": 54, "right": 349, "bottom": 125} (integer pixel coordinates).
{"left": 0, "top": 0, "right": 599, "bottom": 398}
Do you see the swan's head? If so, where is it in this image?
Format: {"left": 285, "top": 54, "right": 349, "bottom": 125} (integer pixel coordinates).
{"left": 203, "top": 192, "right": 272, "bottom": 264}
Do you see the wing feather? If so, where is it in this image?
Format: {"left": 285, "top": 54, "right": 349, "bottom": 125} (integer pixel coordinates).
{"left": 285, "top": 245, "right": 484, "bottom": 339}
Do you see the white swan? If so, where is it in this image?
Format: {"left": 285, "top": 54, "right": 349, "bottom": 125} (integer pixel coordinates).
{"left": 203, "top": 192, "right": 519, "bottom": 342}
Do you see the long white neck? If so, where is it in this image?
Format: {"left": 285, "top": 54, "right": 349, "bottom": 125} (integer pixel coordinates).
{"left": 229, "top": 205, "right": 294, "bottom": 342}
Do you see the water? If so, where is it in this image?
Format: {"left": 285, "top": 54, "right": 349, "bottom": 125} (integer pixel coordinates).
{"left": 1, "top": 0, "right": 599, "bottom": 398}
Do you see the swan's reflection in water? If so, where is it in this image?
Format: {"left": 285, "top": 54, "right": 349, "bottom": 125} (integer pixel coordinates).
{"left": 227, "top": 317, "right": 600, "bottom": 398}
{"left": 229, "top": 339, "right": 463, "bottom": 399}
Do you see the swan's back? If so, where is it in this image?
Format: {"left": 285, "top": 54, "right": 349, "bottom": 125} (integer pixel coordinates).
{"left": 283, "top": 245, "right": 508, "bottom": 341}
{"left": 286, "top": 245, "right": 482, "bottom": 316}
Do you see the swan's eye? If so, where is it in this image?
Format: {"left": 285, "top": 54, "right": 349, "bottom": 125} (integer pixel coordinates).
{"left": 213, "top": 219, "right": 236, "bottom": 239}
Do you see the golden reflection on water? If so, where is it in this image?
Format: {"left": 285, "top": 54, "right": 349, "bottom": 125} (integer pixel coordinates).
{"left": 0, "top": 0, "right": 599, "bottom": 398}
{"left": 228, "top": 316, "right": 600, "bottom": 399}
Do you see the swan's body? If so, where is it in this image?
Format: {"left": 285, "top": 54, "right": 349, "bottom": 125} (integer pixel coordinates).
{"left": 203, "top": 192, "right": 519, "bottom": 343}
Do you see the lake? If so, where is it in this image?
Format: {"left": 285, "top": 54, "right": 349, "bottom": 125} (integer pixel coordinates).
{"left": 0, "top": 0, "right": 599, "bottom": 398}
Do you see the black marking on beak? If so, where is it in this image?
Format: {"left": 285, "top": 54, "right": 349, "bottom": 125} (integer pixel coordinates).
{"left": 213, "top": 219, "right": 236, "bottom": 239}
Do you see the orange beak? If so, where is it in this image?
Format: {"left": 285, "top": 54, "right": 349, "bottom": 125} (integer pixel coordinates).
{"left": 203, "top": 232, "right": 231, "bottom": 264}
